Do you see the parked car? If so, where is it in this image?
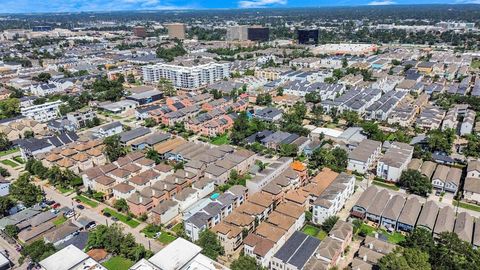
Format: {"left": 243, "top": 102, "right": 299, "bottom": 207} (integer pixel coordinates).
{"left": 86, "top": 222, "right": 97, "bottom": 230}
{"left": 45, "top": 200, "right": 55, "bottom": 206}
{"left": 64, "top": 211, "right": 74, "bottom": 218}
{"left": 102, "top": 211, "right": 111, "bottom": 217}
{"left": 52, "top": 203, "right": 60, "bottom": 209}
{"left": 111, "top": 217, "right": 119, "bottom": 222}
{"left": 76, "top": 204, "right": 85, "bottom": 210}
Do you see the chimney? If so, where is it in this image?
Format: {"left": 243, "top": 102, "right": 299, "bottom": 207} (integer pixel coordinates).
{"left": 139, "top": 195, "right": 143, "bottom": 203}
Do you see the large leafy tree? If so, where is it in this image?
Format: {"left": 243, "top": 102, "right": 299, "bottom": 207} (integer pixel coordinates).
{"left": 0, "top": 98, "right": 20, "bottom": 120}
{"left": 426, "top": 128, "right": 455, "bottom": 154}
{"left": 309, "top": 147, "right": 348, "bottom": 172}
{"left": 21, "top": 240, "right": 56, "bottom": 263}
{"left": 231, "top": 255, "right": 265, "bottom": 270}
{"left": 196, "top": 230, "right": 224, "bottom": 260}
{"left": 103, "top": 135, "right": 127, "bottom": 162}
{"left": 158, "top": 78, "right": 176, "bottom": 97}
{"left": 399, "top": 169, "right": 432, "bottom": 197}
{"left": 321, "top": 216, "right": 339, "bottom": 233}
{"left": 378, "top": 247, "right": 431, "bottom": 270}
{"left": 10, "top": 173, "right": 43, "bottom": 207}
{"left": 0, "top": 132, "right": 11, "bottom": 151}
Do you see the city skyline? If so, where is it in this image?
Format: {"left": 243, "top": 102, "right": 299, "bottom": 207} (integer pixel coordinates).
{"left": 2, "top": 0, "right": 480, "bottom": 14}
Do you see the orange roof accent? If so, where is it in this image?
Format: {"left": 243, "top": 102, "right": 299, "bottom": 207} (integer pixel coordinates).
{"left": 290, "top": 161, "right": 306, "bottom": 172}
{"left": 87, "top": 249, "right": 108, "bottom": 262}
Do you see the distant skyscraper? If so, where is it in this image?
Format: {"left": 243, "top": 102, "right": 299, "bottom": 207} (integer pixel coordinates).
{"left": 247, "top": 26, "right": 269, "bottom": 42}
{"left": 133, "top": 26, "right": 146, "bottom": 38}
{"left": 165, "top": 23, "right": 186, "bottom": 40}
{"left": 297, "top": 29, "right": 319, "bottom": 45}
{"left": 226, "top": 25, "right": 249, "bottom": 41}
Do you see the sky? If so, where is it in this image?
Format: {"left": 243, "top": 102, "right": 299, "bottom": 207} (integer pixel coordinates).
{"left": 1, "top": 0, "right": 479, "bottom": 13}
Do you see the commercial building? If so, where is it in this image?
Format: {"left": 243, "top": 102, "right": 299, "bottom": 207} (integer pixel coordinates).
{"left": 133, "top": 26, "right": 146, "bottom": 38}
{"left": 297, "top": 29, "right": 319, "bottom": 45}
{"left": 142, "top": 62, "right": 230, "bottom": 90}
{"left": 226, "top": 25, "right": 249, "bottom": 41}
{"left": 165, "top": 23, "right": 186, "bottom": 39}
{"left": 247, "top": 26, "right": 270, "bottom": 42}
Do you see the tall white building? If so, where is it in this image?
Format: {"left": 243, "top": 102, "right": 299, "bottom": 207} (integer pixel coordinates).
{"left": 20, "top": 100, "right": 63, "bottom": 122}
{"left": 226, "top": 25, "right": 248, "bottom": 41}
{"left": 142, "top": 62, "right": 230, "bottom": 90}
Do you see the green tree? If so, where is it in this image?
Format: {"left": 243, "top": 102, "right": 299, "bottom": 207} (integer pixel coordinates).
{"left": 305, "top": 92, "right": 321, "bottom": 104}
{"left": 196, "top": 230, "right": 224, "bottom": 260}
{"left": 276, "top": 87, "right": 284, "bottom": 96}
{"left": 146, "top": 149, "right": 162, "bottom": 164}
{"left": 0, "top": 133, "right": 10, "bottom": 152}
{"left": 23, "top": 130, "right": 34, "bottom": 139}
{"left": 361, "top": 121, "right": 386, "bottom": 142}
{"left": 230, "top": 111, "right": 250, "bottom": 145}
{"left": 127, "top": 74, "right": 136, "bottom": 83}
{"left": 401, "top": 228, "right": 435, "bottom": 254}
{"left": 144, "top": 118, "right": 156, "bottom": 127}
{"left": 378, "top": 247, "right": 431, "bottom": 270}
{"left": 399, "top": 169, "right": 432, "bottom": 197}
{"left": 231, "top": 255, "right": 265, "bottom": 270}
{"left": 103, "top": 135, "right": 127, "bottom": 162}
{"left": 91, "top": 77, "right": 124, "bottom": 102}
{"left": 426, "top": 128, "right": 455, "bottom": 154}
{"left": 158, "top": 78, "right": 176, "bottom": 97}
{"left": 0, "top": 98, "right": 20, "bottom": 120}
{"left": 32, "top": 72, "right": 51, "bottom": 82}
{"left": 20, "top": 239, "right": 56, "bottom": 263}
{"left": 278, "top": 143, "right": 298, "bottom": 157}
{"left": 114, "top": 199, "right": 129, "bottom": 213}
{"left": 309, "top": 147, "right": 348, "bottom": 173}
{"left": 4, "top": 225, "right": 19, "bottom": 239}
{"left": 0, "top": 167, "right": 9, "bottom": 178}
{"left": 0, "top": 196, "right": 14, "bottom": 217}
{"left": 10, "top": 173, "right": 43, "bottom": 207}
{"left": 321, "top": 216, "right": 339, "bottom": 232}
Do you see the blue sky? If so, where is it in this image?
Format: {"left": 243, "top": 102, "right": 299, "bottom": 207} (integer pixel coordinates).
{"left": 2, "top": 0, "right": 478, "bottom": 13}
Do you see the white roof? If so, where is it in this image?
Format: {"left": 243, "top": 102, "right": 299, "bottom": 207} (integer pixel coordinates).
{"left": 0, "top": 252, "right": 8, "bottom": 267}
{"left": 148, "top": 238, "right": 202, "bottom": 269}
{"left": 39, "top": 245, "right": 89, "bottom": 270}
{"left": 129, "top": 258, "right": 160, "bottom": 270}
{"left": 311, "top": 127, "right": 344, "bottom": 138}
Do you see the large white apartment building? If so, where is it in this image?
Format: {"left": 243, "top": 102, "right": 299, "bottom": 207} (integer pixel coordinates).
{"left": 20, "top": 100, "right": 63, "bottom": 122}
{"left": 142, "top": 62, "right": 230, "bottom": 90}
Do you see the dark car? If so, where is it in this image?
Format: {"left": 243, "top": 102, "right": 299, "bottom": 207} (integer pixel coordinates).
{"left": 111, "top": 217, "right": 119, "bottom": 222}
{"left": 102, "top": 211, "right": 111, "bottom": 217}
{"left": 45, "top": 200, "right": 55, "bottom": 206}
{"left": 76, "top": 204, "right": 85, "bottom": 210}
{"left": 52, "top": 203, "right": 61, "bottom": 209}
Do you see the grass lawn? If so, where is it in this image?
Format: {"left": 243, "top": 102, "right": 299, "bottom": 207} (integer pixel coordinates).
{"left": 102, "top": 256, "right": 134, "bottom": 270}
{"left": 301, "top": 224, "right": 327, "bottom": 240}
{"left": 372, "top": 180, "right": 400, "bottom": 191}
{"left": 210, "top": 134, "right": 230, "bottom": 145}
{"left": 453, "top": 200, "right": 480, "bottom": 212}
{"left": 0, "top": 148, "right": 19, "bottom": 157}
{"left": 57, "top": 186, "right": 73, "bottom": 194}
{"left": 0, "top": 159, "right": 19, "bottom": 168}
{"left": 102, "top": 208, "right": 140, "bottom": 228}
{"left": 12, "top": 156, "right": 25, "bottom": 164}
{"left": 157, "top": 231, "right": 177, "bottom": 244}
{"left": 74, "top": 195, "right": 99, "bottom": 208}
{"left": 53, "top": 216, "right": 67, "bottom": 226}
{"left": 360, "top": 224, "right": 405, "bottom": 244}
{"left": 171, "top": 223, "right": 184, "bottom": 236}
{"left": 472, "top": 59, "right": 480, "bottom": 69}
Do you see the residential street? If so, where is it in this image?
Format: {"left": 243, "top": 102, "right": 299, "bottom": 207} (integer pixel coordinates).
{"left": 41, "top": 185, "right": 164, "bottom": 253}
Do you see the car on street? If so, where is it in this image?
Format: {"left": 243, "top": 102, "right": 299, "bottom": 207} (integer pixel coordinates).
{"left": 102, "top": 211, "right": 111, "bottom": 217}
{"left": 76, "top": 204, "right": 85, "bottom": 210}
{"left": 52, "top": 203, "right": 60, "bottom": 209}
{"left": 111, "top": 216, "right": 119, "bottom": 222}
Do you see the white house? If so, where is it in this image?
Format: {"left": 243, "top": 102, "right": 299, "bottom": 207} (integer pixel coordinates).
{"left": 347, "top": 139, "right": 382, "bottom": 174}
{"left": 20, "top": 100, "right": 63, "bottom": 122}
{"left": 376, "top": 142, "right": 414, "bottom": 182}
{"left": 312, "top": 173, "right": 355, "bottom": 224}
{"left": 92, "top": 121, "right": 123, "bottom": 138}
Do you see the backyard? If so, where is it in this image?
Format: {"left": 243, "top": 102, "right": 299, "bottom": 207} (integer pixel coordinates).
{"left": 210, "top": 134, "right": 230, "bottom": 145}
{"left": 372, "top": 180, "right": 400, "bottom": 191}
{"left": 0, "top": 148, "right": 19, "bottom": 157}
{"left": 141, "top": 225, "right": 177, "bottom": 244}
{"left": 358, "top": 223, "right": 405, "bottom": 244}
{"left": 301, "top": 224, "right": 327, "bottom": 240}
{"left": 0, "top": 159, "right": 19, "bottom": 168}
{"left": 102, "top": 256, "right": 134, "bottom": 270}
{"left": 453, "top": 200, "right": 480, "bottom": 212}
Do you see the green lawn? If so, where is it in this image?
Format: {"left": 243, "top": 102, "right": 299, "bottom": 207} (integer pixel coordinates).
{"left": 471, "top": 59, "right": 480, "bottom": 69}
{"left": 301, "top": 224, "right": 327, "bottom": 240}
{"left": 171, "top": 223, "right": 184, "bottom": 236}
{"left": 157, "top": 231, "right": 177, "bottom": 244}
{"left": 102, "top": 256, "right": 134, "bottom": 270}
{"left": 453, "top": 200, "right": 480, "bottom": 212}
{"left": 372, "top": 180, "right": 400, "bottom": 191}
{"left": 359, "top": 223, "right": 405, "bottom": 244}
{"left": 75, "top": 195, "right": 99, "bottom": 208}
{"left": 53, "top": 216, "right": 67, "bottom": 226}
{"left": 12, "top": 156, "right": 25, "bottom": 164}
{"left": 0, "top": 148, "right": 19, "bottom": 157}
{"left": 210, "top": 134, "right": 230, "bottom": 145}
{"left": 0, "top": 159, "right": 19, "bottom": 168}
{"left": 57, "top": 186, "right": 73, "bottom": 194}
{"left": 102, "top": 208, "right": 140, "bottom": 228}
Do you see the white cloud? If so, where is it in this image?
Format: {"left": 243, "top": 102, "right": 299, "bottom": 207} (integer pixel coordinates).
{"left": 368, "top": 0, "right": 396, "bottom": 5}
{"left": 238, "top": 0, "right": 287, "bottom": 8}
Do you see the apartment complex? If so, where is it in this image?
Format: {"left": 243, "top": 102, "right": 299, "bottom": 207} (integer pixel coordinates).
{"left": 142, "top": 62, "right": 230, "bottom": 90}
{"left": 20, "top": 100, "right": 63, "bottom": 122}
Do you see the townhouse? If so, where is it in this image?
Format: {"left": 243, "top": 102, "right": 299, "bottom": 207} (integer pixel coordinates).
{"left": 376, "top": 142, "right": 413, "bottom": 182}
{"left": 347, "top": 139, "right": 382, "bottom": 174}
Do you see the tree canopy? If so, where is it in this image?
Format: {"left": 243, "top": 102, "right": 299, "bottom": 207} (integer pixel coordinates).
{"left": 398, "top": 169, "right": 432, "bottom": 197}
{"left": 196, "top": 230, "right": 224, "bottom": 260}
{"left": 10, "top": 173, "right": 43, "bottom": 207}
{"left": 103, "top": 135, "right": 127, "bottom": 162}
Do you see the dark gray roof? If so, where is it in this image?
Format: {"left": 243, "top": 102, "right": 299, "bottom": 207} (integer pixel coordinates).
{"left": 119, "top": 127, "right": 151, "bottom": 143}
{"left": 274, "top": 231, "right": 320, "bottom": 269}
